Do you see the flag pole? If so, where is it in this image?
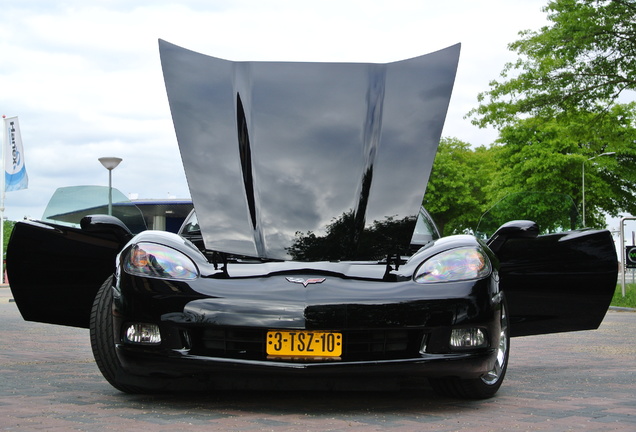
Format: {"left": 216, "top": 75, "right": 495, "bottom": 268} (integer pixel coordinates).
{"left": 1, "top": 115, "right": 6, "bottom": 284}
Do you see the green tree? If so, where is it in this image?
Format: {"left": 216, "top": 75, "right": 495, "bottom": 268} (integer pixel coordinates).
{"left": 3, "top": 220, "right": 15, "bottom": 259}
{"left": 466, "top": 0, "right": 636, "bottom": 227}
{"left": 477, "top": 192, "right": 580, "bottom": 237}
{"left": 470, "top": 0, "right": 636, "bottom": 128}
{"left": 422, "top": 137, "right": 496, "bottom": 235}
{"left": 2, "top": 220, "right": 15, "bottom": 283}
{"left": 485, "top": 106, "right": 636, "bottom": 227}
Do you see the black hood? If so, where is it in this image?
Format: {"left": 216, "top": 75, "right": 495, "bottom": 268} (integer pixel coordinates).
{"left": 160, "top": 40, "right": 460, "bottom": 261}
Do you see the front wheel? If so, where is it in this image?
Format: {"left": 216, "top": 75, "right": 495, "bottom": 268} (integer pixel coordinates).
{"left": 430, "top": 298, "right": 510, "bottom": 399}
{"left": 89, "top": 277, "right": 150, "bottom": 393}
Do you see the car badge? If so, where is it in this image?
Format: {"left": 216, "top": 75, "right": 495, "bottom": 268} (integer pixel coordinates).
{"left": 285, "top": 277, "right": 326, "bottom": 287}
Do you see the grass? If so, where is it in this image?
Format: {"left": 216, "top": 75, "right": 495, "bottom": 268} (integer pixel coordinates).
{"left": 611, "top": 283, "right": 636, "bottom": 309}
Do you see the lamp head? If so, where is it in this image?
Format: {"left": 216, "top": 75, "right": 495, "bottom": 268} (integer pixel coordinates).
{"left": 99, "top": 157, "right": 122, "bottom": 170}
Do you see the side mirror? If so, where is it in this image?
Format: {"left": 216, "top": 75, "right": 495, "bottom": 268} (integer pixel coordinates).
{"left": 487, "top": 220, "right": 539, "bottom": 254}
{"left": 80, "top": 214, "right": 134, "bottom": 246}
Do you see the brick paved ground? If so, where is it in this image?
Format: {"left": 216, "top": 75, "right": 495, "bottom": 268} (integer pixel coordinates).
{"left": 1, "top": 286, "right": 634, "bottom": 431}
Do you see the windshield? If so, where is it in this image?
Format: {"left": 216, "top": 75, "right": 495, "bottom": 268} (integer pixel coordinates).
{"left": 410, "top": 207, "right": 440, "bottom": 247}
{"left": 476, "top": 192, "right": 580, "bottom": 239}
{"left": 180, "top": 207, "right": 439, "bottom": 261}
{"left": 179, "top": 210, "right": 200, "bottom": 235}
{"left": 42, "top": 186, "right": 147, "bottom": 233}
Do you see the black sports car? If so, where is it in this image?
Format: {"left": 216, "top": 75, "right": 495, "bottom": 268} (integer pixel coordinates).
{"left": 7, "top": 40, "right": 618, "bottom": 399}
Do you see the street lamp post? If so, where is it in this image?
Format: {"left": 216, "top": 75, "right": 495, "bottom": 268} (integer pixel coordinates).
{"left": 98, "top": 157, "right": 122, "bottom": 215}
{"left": 582, "top": 152, "right": 615, "bottom": 227}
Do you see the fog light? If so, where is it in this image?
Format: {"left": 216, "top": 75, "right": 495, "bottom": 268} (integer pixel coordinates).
{"left": 125, "top": 323, "right": 161, "bottom": 344}
{"left": 450, "top": 328, "right": 487, "bottom": 349}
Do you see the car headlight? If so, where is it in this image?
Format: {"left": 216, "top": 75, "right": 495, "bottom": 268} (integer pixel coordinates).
{"left": 414, "top": 247, "right": 491, "bottom": 283}
{"left": 124, "top": 243, "right": 199, "bottom": 280}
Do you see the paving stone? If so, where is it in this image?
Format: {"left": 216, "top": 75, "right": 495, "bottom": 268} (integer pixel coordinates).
{"left": 1, "top": 287, "right": 634, "bottom": 431}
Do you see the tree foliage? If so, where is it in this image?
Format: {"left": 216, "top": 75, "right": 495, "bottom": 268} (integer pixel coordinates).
{"left": 3, "top": 220, "right": 15, "bottom": 259}
{"left": 458, "top": 0, "right": 636, "bottom": 231}
{"left": 422, "top": 137, "right": 495, "bottom": 235}
{"left": 425, "top": 102, "right": 636, "bottom": 233}
{"left": 2, "top": 220, "right": 15, "bottom": 280}
{"left": 476, "top": 192, "right": 580, "bottom": 238}
{"left": 470, "top": 0, "right": 636, "bottom": 128}
{"left": 485, "top": 105, "right": 636, "bottom": 228}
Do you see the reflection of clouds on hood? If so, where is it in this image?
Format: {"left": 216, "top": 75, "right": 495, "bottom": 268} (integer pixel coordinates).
{"left": 248, "top": 62, "right": 367, "bottom": 231}
{"left": 161, "top": 40, "right": 459, "bottom": 260}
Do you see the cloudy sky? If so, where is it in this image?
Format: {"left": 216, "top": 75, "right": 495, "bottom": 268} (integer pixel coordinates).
{"left": 1, "top": 0, "right": 551, "bottom": 221}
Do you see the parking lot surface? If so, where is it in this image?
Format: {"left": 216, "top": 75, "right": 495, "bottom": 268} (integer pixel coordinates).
{"left": 1, "top": 286, "right": 635, "bottom": 431}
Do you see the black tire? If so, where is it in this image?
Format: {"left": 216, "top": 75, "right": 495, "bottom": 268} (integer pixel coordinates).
{"left": 90, "top": 276, "right": 148, "bottom": 393}
{"left": 430, "top": 298, "right": 510, "bottom": 399}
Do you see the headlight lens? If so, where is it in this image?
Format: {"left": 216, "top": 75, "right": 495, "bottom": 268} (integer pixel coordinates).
{"left": 124, "top": 243, "right": 199, "bottom": 280}
{"left": 414, "top": 247, "right": 491, "bottom": 283}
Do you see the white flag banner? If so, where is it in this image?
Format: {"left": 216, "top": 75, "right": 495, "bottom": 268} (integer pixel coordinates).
{"left": 4, "top": 116, "right": 28, "bottom": 192}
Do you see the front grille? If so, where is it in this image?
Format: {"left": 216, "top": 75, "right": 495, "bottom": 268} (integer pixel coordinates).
{"left": 345, "top": 329, "right": 423, "bottom": 360}
{"left": 194, "top": 328, "right": 267, "bottom": 360}
{"left": 188, "top": 327, "right": 425, "bottom": 361}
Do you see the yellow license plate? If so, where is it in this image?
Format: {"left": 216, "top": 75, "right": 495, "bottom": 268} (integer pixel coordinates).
{"left": 267, "top": 330, "right": 342, "bottom": 357}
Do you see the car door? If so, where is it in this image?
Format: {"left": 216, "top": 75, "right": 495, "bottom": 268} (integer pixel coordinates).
{"left": 495, "top": 228, "right": 618, "bottom": 337}
{"left": 6, "top": 219, "right": 128, "bottom": 328}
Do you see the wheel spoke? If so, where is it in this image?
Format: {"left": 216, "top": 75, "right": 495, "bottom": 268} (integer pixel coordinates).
{"left": 481, "top": 302, "right": 508, "bottom": 386}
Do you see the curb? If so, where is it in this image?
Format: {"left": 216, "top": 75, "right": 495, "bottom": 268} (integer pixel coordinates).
{"left": 609, "top": 306, "right": 636, "bottom": 312}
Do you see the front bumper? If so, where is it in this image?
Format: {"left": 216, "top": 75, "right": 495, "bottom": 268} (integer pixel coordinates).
{"left": 112, "top": 269, "right": 502, "bottom": 388}
{"left": 114, "top": 310, "right": 501, "bottom": 388}
{"left": 115, "top": 342, "right": 498, "bottom": 390}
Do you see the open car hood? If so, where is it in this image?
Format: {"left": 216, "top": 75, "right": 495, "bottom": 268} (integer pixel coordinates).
{"left": 160, "top": 40, "right": 460, "bottom": 260}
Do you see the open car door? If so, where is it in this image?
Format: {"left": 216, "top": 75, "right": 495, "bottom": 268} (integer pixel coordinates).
{"left": 6, "top": 186, "right": 144, "bottom": 328}
{"left": 480, "top": 193, "right": 618, "bottom": 337}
